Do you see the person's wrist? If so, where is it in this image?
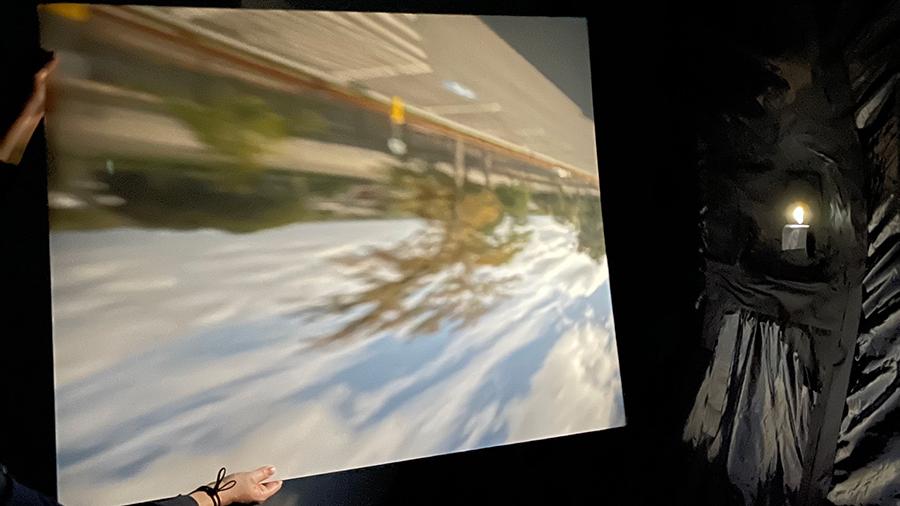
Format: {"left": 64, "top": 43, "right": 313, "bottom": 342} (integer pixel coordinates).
{"left": 194, "top": 481, "right": 235, "bottom": 506}
{"left": 217, "top": 486, "right": 236, "bottom": 506}
{"left": 210, "top": 485, "right": 234, "bottom": 506}
{"left": 188, "top": 489, "right": 214, "bottom": 506}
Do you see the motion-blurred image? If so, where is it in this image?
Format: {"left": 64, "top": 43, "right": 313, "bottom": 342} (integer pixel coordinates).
{"left": 40, "top": 6, "right": 621, "bottom": 505}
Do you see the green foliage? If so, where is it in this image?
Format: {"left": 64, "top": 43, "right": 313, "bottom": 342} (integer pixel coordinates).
{"left": 574, "top": 195, "right": 606, "bottom": 262}
{"left": 287, "top": 109, "right": 331, "bottom": 138}
{"left": 494, "top": 183, "right": 531, "bottom": 225}
{"left": 310, "top": 163, "right": 532, "bottom": 346}
{"left": 165, "top": 91, "right": 293, "bottom": 167}
{"left": 50, "top": 158, "right": 316, "bottom": 233}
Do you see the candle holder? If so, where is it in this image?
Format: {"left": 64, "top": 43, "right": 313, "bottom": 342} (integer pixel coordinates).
{"left": 782, "top": 203, "right": 810, "bottom": 251}
{"left": 782, "top": 223, "right": 809, "bottom": 251}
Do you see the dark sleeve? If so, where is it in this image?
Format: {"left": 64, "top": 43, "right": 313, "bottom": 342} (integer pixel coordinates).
{"left": 130, "top": 495, "right": 198, "bottom": 506}
{"left": 2, "top": 478, "right": 61, "bottom": 506}
{"left": 0, "top": 4, "right": 49, "bottom": 136}
{"left": 1, "top": 466, "right": 198, "bottom": 506}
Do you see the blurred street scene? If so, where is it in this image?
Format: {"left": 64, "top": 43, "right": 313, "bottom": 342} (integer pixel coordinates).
{"left": 40, "top": 6, "right": 619, "bottom": 506}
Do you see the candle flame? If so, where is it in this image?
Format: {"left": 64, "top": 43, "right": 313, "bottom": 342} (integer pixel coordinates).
{"left": 793, "top": 206, "right": 805, "bottom": 225}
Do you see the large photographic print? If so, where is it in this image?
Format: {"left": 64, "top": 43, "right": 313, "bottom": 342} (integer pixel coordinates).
{"left": 41, "top": 6, "right": 622, "bottom": 505}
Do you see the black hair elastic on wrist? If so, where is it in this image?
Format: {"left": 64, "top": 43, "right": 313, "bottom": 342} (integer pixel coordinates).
{"left": 193, "top": 467, "right": 237, "bottom": 506}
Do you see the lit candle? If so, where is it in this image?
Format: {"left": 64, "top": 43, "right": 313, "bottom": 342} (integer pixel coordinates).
{"left": 782, "top": 205, "right": 809, "bottom": 251}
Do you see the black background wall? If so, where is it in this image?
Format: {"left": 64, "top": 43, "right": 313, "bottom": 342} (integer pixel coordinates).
{"left": 0, "top": 1, "right": 716, "bottom": 504}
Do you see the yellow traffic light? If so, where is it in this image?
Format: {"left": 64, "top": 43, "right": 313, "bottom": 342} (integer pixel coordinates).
{"left": 42, "top": 4, "right": 91, "bottom": 22}
{"left": 390, "top": 96, "right": 405, "bottom": 125}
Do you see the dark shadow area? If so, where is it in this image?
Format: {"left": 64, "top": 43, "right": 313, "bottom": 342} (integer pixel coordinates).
{"left": 9, "top": 0, "right": 895, "bottom": 505}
